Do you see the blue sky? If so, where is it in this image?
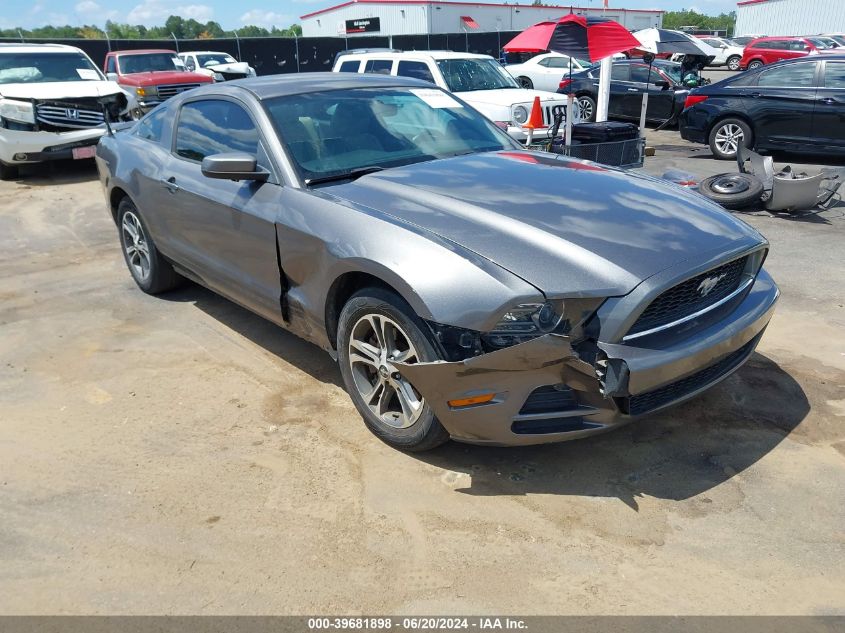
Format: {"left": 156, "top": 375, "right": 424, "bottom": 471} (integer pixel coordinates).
{"left": 0, "top": 0, "right": 739, "bottom": 30}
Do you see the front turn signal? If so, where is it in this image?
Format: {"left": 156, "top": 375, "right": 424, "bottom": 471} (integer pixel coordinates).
{"left": 448, "top": 393, "right": 496, "bottom": 408}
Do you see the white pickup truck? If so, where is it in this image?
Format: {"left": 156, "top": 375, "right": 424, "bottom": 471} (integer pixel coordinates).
{"left": 0, "top": 43, "right": 135, "bottom": 180}
{"left": 333, "top": 50, "right": 577, "bottom": 142}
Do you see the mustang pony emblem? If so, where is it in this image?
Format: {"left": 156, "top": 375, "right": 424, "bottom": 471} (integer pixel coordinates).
{"left": 697, "top": 272, "right": 728, "bottom": 297}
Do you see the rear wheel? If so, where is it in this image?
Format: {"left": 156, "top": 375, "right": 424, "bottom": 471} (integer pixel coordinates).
{"left": 747, "top": 59, "right": 763, "bottom": 70}
{"left": 117, "top": 197, "right": 182, "bottom": 294}
{"left": 577, "top": 95, "right": 596, "bottom": 122}
{"left": 727, "top": 55, "right": 741, "bottom": 71}
{"left": 516, "top": 76, "right": 533, "bottom": 89}
{"left": 337, "top": 287, "right": 449, "bottom": 452}
{"left": 0, "top": 162, "right": 19, "bottom": 181}
{"left": 708, "top": 118, "right": 753, "bottom": 160}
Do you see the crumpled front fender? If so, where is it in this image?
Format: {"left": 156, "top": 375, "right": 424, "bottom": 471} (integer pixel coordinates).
{"left": 397, "top": 335, "right": 606, "bottom": 444}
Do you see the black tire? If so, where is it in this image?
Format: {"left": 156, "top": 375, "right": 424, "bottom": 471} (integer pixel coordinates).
{"left": 698, "top": 173, "right": 764, "bottom": 210}
{"left": 0, "top": 162, "right": 19, "bottom": 181}
{"left": 747, "top": 59, "right": 763, "bottom": 70}
{"left": 337, "top": 287, "right": 450, "bottom": 452}
{"left": 577, "top": 95, "right": 597, "bottom": 122}
{"left": 726, "top": 55, "right": 741, "bottom": 71}
{"left": 116, "top": 197, "right": 182, "bottom": 294}
{"left": 517, "top": 76, "right": 533, "bottom": 89}
{"left": 708, "top": 117, "right": 753, "bottom": 160}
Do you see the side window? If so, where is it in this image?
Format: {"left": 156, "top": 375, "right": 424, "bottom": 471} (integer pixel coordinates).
{"left": 184, "top": 56, "right": 196, "bottom": 71}
{"left": 106, "top": 57, "right": 116, "bottom": 73}
{"left": 757, "top": 62, "right": 816, "bottom": 87}
{"left": 546, "top": 57, "right": 569, "bottom": 68}
{"left": 396, "top": 61, "right": 435, "bottom": 83}
{"left": 134, "top": 108, "right": 167, "bottom": 143}
{"left": 752, "top": 41, "right": 772, "bottom": 49}
{"left": 788, "top": 40, "right": 809, "bottom": 51}
{"left": 175, "top": 99, "right": 259, "bottom": 162}
{"left": 629, "top": 65, "right": 657, "bottom": 84}
{"left": 537, "top": 57, "right": 551, "bottom": 67}
{"left": 611, "top": 65, "right": 629, "bottom": 81}
{"left": 338, "top": 60, "right": 360, "bottom": 72}
{"left": 824, "top": 62, "right": 845, "bottom": 88}
{"left": 364, "top": 59, "right": 393, "bottom": 75}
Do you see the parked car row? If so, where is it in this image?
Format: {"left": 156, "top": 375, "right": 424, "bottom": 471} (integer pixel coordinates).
{"left": 1, "top": 43, "right": 255, "bottom": 179}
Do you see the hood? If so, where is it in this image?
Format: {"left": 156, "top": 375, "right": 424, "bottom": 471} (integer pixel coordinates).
{"left": 118, "top": 71, "right": 211, "bottom": 86}
{"left": 0, "top": 81, "right": 124, "bottom": 100}
{"left": 325, "top": 151, "right": 764, "bottom": 297}
{"left": 458, "top": 88, "right": 567, "bottom": 107}
{"left": 203, "top": 61, "right": 252, "bottom": 74}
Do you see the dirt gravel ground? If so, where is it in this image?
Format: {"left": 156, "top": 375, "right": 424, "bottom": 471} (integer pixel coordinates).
{"left": 1, "top": 140, "right": 844, "bottom": 615}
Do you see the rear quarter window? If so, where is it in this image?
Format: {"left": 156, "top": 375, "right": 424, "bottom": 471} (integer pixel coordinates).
{"left": 134, "top": 108, "right": 167, "bottom": 144}
{"left": 338, "top": 60, "right": 360, "bottom": 72}
{"left": 364, "top": 59, "right": 393, "bottom": 75}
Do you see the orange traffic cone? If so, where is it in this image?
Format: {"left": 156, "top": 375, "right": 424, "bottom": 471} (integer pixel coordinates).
{"left": 523, "top": 96, "right": 547, "bottom": 144}
{"left": 524, "top": 96, "right": 547, "bottom": 131}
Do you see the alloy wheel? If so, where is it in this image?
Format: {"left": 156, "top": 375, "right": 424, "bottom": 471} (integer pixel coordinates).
{"left": 348, "top": 313, "right": 424, "bottom": 429}
{"left": 577, "top": 97, "right": 594, "bottom": 120}
{"left": 121, "top": 210, "right": 151, "bottom": 282}
{"left": 714, "top": 123, "right": 744, "bottom": 156}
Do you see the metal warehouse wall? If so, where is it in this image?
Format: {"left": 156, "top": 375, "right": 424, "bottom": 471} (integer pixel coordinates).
{"left": 302, "top": 2, "right": 662, "bottom": 37}
{"left": 735, "top": 0, "right": 845, "bottom": 36}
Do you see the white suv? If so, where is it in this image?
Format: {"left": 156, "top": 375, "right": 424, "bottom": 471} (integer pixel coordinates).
{"left": 333, "top": 50, "right": 576, "bottom": 142}
{"left": 0, "top": 43, "right": 135, "bottom": 180}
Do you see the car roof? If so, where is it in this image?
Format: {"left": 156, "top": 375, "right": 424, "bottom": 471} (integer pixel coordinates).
{"left": 188, "top": 72, "right": 435, "bottom": 100}
{"left": 112, "top": 49, "right": 177, "bottom": 55}
{"left": 337, "top": 50, "right": 491, "bottom": 61}
{"left": 0, "top": 43, "right": 84, "bottom": 54}
{"left": 179, "top": 51, "right": 234, "bottom": 56}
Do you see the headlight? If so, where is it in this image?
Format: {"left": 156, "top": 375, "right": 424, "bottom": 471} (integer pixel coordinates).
{"left": 0, "top": 99, "right": 35, "bottom": 124}
{"left": 213, "top": 72, "right": 225, "bottom": 81}
{"left": 484, "top": 298, "right": 605, "bottom": 349}
{"left": 248, "top": 67, "right": 256, "bottom": 76}
{"left": 512, "top": 105, "right": 528, "bottom": 125}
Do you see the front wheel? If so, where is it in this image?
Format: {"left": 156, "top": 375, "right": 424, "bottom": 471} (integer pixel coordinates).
{"left": 0, "top": 161, "right": 19, "bottom": 181}
{"left": 517, "top": 76, "right": 533, "bottom": 89}
{"left": 727, "top": 55, "right": 741, "bottom": 71}
{"left": 577, "top": 95, "right": 597, "bottom": 122}
{"left": 708, "top": 118, "right": 753, "bottom": 160}
{"left": 337, "top": 287, "right": 449, "bottom": 452}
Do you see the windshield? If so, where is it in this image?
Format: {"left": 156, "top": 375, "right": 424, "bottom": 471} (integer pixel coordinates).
{"left": 436, "top": 58, "right": 519, "bottom": 92}
{"left": 264, "top": 87, "right": 514, "bottom": 184}
{"left": 0, "top": 52, "right": 103, "bottom": 84}
{"left": 806, "top": 38, "right": 830, "bottom": 49}
{"left": 197, "top": 54, "right": 237, "bottom": 67}
{"left": 118, "top": 53, "right": 184, "bottom": 74}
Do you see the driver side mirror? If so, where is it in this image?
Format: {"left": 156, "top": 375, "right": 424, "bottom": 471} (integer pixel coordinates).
{"left": 201, "top": 153, "right": 269, "bottom": 182}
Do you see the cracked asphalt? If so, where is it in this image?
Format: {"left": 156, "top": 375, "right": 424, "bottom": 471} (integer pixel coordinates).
{"left": 1, "top": 124, "right": 843, "bottom": 614}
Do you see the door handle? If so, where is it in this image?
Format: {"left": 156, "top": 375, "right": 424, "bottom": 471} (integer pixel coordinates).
{"left": 749, "top": 92, "right": 761, "bottom": 98}
{"left": 627, "top": 88, "right": 640, "bottom": 92}
{"left": 160, "top": 177, "right": 180, "bottom": 193}
{"left": 820, "top": 97, "right": 836, "bottom": 104}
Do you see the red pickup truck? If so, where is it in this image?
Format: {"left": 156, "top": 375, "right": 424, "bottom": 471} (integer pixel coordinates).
{"left": 104, "top": 49, "right": 213, "bottom": 116}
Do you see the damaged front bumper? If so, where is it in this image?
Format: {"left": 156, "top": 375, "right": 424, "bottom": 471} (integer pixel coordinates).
{"left": 0, "top": 127, "right": 106, "bottom": 164}
{"left": 398, "top": 269, "right": 779, "bottom": 446}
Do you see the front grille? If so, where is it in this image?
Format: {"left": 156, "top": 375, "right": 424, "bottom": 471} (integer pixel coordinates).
{"left": 220, "top": 71, "right": 248, "bottom": 81}
{"left": 542, "top": 103, "right": 567, "bottom": 126}
{"left": 157, "top": 83, "right": 202, "bottom": 99}
{"left": 622, "top": 337, "right": 757, "bottom": 416}
{"left": 519, "top": 385, "right": 578, "bottom": 415}
{"left": 36, "top": 104, "right": 105, "bottom": 129}
{"left": 627, "top": 256, "right": 749, "bottom": 337}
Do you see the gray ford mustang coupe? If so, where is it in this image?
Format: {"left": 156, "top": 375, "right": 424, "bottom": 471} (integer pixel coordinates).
{"left": 96, "top": 73, "right": 779, "bottom": 451}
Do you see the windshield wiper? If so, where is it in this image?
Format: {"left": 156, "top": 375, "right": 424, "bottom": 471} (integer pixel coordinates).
{"left": 304, "top": 166, "right": 385, "bottom": 186}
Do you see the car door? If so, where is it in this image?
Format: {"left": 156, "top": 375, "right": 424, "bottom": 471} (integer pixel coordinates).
{"left": 622, "top": 64, "right": 674, "bottom": 120}
{"left": 606, "top": 64, "right": 637, "bottom": 118}
{"left": 161, "top": 97, "right": 284, "bottom": 322}
{"left": 811, "top": 60, "right": 845, "bottom": 150}
{"left": 747, "top": 60, "right": 819, "bottom": 147}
